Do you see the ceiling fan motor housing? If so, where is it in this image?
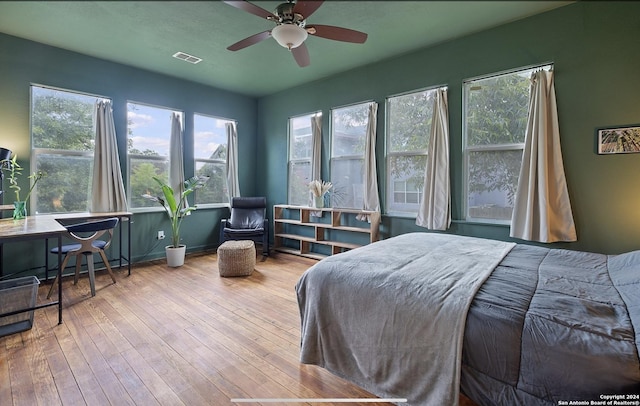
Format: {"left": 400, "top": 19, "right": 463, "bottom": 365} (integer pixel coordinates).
{"left": 275, "top": 1, "right": 306, "bottom": 27}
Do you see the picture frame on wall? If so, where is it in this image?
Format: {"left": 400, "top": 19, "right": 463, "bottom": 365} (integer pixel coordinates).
{"left": 597, "top": 125, "right": 640, "bottom": 154}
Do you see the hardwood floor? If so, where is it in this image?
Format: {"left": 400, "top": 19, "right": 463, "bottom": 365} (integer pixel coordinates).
{"left": 1, "top": 251, "right": 478, "bottom": 406}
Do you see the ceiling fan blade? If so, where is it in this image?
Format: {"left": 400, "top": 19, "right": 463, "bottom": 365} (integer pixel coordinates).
{"left": 293, "top": 1, "right": 324, "bottom": 19}
{"left": 223, "top": 1, "right": 277, "bottom": 20}
{"left": 291, "top": 42, "right": 310, "bottom": 67}
{"left": 227, "top": 30, "right": 271, "bottom": 51}
{"left": 307, "top": 24, "right": 368, "bottom": 44}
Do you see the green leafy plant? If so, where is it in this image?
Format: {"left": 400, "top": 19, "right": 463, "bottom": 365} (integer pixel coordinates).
{"left": 3, "top": 154, "right": 46, "bottom": 205}
{"left": 142, "top": 175, "right": 209, "bottom": 248}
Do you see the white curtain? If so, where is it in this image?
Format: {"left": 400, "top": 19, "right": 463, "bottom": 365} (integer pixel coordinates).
{"left": 510, "top": 69, "right": 577, "bottom": 242}
{"left": 416, "top": 88, "right": 450, "bottom": 230}
{"left": 356, "top": 102, "right": 380, "bottom": 222}
{"left": 91, "top": 100, "right": 127, "bottom": 212}
{"left": 309, "top": 114, "right": 322, "bottom": 210}
{"left": 226, "top": 122, "right": 241, "bottom": 200}
{"left": 169, "top": 113, "right": 185, "bottom": 207}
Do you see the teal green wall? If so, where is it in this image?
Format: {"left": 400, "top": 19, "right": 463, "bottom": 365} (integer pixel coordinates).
{"left": 0, "top": 33, "right": 257, "bottom": 277}
{"left": 257, "top": 1, "right": 640, "bottom": 254}
{"left": 2, "top": 1, "right": 640, "bottom": 279}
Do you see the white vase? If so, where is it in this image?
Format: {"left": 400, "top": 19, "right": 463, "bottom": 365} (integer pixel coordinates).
{"left": 314, "top": 195, "right": 324, "bottom": 208}
{"left": 165, "top": 245, "right": 186, "bottom": 267}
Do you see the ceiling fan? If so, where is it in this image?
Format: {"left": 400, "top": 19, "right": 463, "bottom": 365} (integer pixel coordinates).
{"left": 224, "top": 0, "right": 368, "bottom": 67}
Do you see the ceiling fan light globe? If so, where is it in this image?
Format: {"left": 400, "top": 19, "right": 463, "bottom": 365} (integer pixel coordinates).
{"left": 272, "top": 24, "right": 308, "bottom": 49}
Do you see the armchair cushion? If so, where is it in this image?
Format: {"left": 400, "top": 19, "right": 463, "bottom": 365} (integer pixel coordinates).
{"left": 229, "top": 197, "right": 267, "bottom": 229}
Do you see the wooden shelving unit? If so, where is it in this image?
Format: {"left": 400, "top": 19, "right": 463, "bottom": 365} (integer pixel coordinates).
{"left": 273, "top": 204, "right": 380, "bottom": 260}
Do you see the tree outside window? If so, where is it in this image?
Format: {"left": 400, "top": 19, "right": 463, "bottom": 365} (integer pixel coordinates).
{"left": 194, "top": 114, "right": 231, "bottom": 205}
{"left": 31, "top": 85, "right": 105, "bottom": 214}
{"left": 463, "top": 66, "right": 547, "bottom": 223}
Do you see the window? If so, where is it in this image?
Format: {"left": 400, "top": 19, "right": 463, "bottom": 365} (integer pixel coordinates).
{"left": 463, "top": 65, "right": 548, "bottom": 223}
{"left": 127, "top": 102, "right": 182, "bottom": 209}
{"left": 194, "top": 114, "right": 232, "bottom": 205}
{"left": 330, "top": 102, "right": 371, "bottom": 209}
{"left": 31, "top": 85, "right": 106, "bottom": 214}
{"left": 386, "top": 88, "right": 440, "bottom": 216}
{"left": 288, "top": 112, "right": 319, "bottom": 206}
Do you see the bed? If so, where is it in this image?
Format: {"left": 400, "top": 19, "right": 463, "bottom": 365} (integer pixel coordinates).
{"left": 295, "top": 232, "right": 640, "bottom": 405}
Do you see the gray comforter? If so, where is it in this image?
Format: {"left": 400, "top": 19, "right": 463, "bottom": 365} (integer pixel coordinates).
{"left": 296, "top": 233, "right": 640, "bottom": 405}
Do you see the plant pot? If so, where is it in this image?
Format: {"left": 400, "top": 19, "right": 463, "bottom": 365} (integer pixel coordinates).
{"left": 13, "top": 201, "right": 27, "bottom": 220}
{"left": 165, "top": 245, "right": 186, "bottom": 267}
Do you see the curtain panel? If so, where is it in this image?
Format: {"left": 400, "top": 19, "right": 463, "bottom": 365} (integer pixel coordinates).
{"left": 416, "top": 88, "right": 451, "bottom": 230}
{"left": 356, "top": 102, "right": 381, "bottom": 222}
{"left": 309, "top": 114, "right": 323, "bottom": 214}
{"left": 226, "top": 122, "right": 241, "bottom": 200}
{"left": 169, "top": 113, "right": 186, "bottom": 208}
{"left": 91, "top": 100, "right": 127, "bottom": 212}
{"left": 510, "top": 70, "right": 577, "bottom": 242}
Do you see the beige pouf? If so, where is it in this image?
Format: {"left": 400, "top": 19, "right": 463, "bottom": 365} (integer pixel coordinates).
{"left": 217, "top": 240, "right": 256, "bottom": 277}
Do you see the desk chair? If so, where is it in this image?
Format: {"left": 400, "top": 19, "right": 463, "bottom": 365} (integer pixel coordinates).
{"left": 47, "top": 217, "right": 119, "bottom": 298}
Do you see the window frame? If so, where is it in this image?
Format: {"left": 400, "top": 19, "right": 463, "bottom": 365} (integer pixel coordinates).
{"left": 462, "top": 63, "right": 551, "bottom": 224}
{"left": 193, "top": 112, "right": 235, "bottom": 208}
{"left": 30, "top": 83, "right": 109, "bottom": 214}
{"left": 329, "top": 101, "right": 372, "bottom": 210}
{"left": 385, "top": 85, "right": 444, "bottom": 217}
{"left": 287, "top": 111, "right": 320, "bottom": 206}
{"left": 126, "top": 100, "right": 183, "bottom": 212}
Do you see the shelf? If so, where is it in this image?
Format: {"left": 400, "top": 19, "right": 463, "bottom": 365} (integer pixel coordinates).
{"left": 273, "top": 205, "right": 380, "bottom": 260}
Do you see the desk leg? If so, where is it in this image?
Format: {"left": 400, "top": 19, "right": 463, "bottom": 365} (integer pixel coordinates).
{"left": 57, "top": 234, "right": 62, "bottom": 325}
{"left": 127, "top": 216, "right": 131, "bottom": 276}
{"left": 118, "top": 220, "right": 122, "bottom": 270}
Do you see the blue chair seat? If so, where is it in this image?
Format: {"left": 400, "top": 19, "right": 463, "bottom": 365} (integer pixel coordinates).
{"left": 51, "top": 240, "right": 108, "bottom": 254}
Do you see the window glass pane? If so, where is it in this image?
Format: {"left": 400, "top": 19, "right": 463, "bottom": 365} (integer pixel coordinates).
{"left": 288, "top": 161, "right": 311, "bottom": 206}
{"left": 127, "top": 102, "right": 176, "bottom": 208}
{"left": 288, "top": 113, "right": 316, "bottom": 205}
{"left": 387, "top": 155, "right": 426, "bottom": 214}
{"left": 129, "top": 158, "right": 169, "bottom": 208}
{"left": 194, "top": 114, "right": 231, "bottom": 205}
{"left": 467, "top": 150, "right": 522, "bottom": 221}
{"left": 31, "top": 85, "right": 104, "bottom": 214}
{"left": 194, "top": 115, "right": 228, "bottom": 160}
{"left": 195, "top": 161, "right": 228, "bottom": 204}
{"left": 330, "top": 158, "right": 363, "bottom": 209}
{"left": 289, "top": 115, "right": 313, "bottom": 160}
{"left": 127, "top": 103, "right": 173, "bottom": 156}
{"left": 331, "top": 104, "right": 368, "bottom": 157}
{"left": 387, "top": 90, "right": 434, "bottom": 153}
{"left": 466, "top": 73, "right": 530, "bottom": 147}
{"left": 32, "top": 87, "right": 96, "bottom": 150}
{"left": 35, "top": 154, "right": 92, "bottom": 213}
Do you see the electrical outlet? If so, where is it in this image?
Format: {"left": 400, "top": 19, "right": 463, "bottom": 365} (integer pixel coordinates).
{"left": 157, "top": 230, "right": 165, "bottom": 240}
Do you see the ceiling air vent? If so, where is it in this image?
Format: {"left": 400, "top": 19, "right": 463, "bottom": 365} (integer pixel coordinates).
{"left": 172, "top": 51, "right": 202, "bottom": 64}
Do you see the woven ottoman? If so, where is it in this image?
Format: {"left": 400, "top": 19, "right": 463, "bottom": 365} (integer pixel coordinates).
{"left": 217, "top": 240, "right": 256, "bottom": 277}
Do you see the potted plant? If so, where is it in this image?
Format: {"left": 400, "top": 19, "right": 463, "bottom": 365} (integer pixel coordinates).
{"left": 2, "top": 154, "right": 45, "bottom": 219}
{"left": 142, "top": 175, "right": 209, "bottom": 267}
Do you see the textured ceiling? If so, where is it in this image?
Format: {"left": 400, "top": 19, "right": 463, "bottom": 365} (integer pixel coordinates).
{"left": 0, "top": 1, "right": 572, "bottom": 97}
